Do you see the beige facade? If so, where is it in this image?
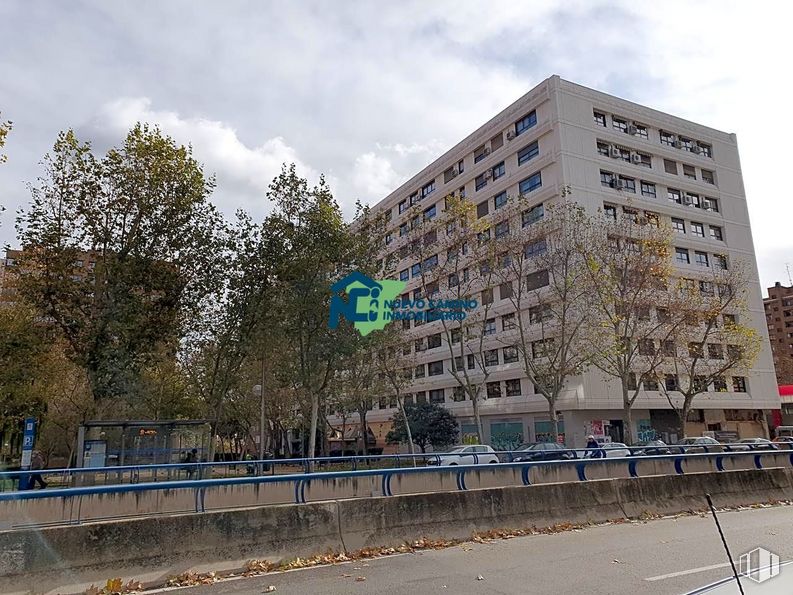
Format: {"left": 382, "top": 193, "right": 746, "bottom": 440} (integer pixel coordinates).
{"left": 345, "top": 75, "right": 779, "bottom": 449}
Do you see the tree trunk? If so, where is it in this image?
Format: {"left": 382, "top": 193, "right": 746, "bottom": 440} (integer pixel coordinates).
{"left": 398, "top": 397, "right": 416, "bottom": 466}
{"left": 622, "top": 387, "right": 635, "bottom": 445}
{"left": 307, "top": 393, "right": 319, "bottom": 465}
{"left": 679, "top": 400, "right": 691, "bottom": 442}
{"left": 548, "top": 400, "right": 559, "bottom": 444}
{"left": 360, "top": 409, "right": 369, "bottom": 456}
{"left": 471, "top": 390, "right": 484, "bottom": 444}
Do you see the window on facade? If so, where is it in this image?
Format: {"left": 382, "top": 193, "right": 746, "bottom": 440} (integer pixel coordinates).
{"left": 522, "top": 203, "right": 544, "bottom": 227}
{"left": 622, "top": 207, "right": 638, "bottom": 223}
{"left": 424, "top": 254, "right": 439, "bottom": 270}
{"left": 483, "top": 318, "right": 496, "bottom": 335}
{"left": 688, "top": 342, "right": 704, "bottom": 358}
{"left": 502, "top": 312, "right": 516, "bottom": 330}
{"left": 484, "top": 350, "right": 499, "bottom": 367}
{"left": 668, "top": 188, "right": 682, "bottom": 204}
{"left": 428, "top": 361, "right": 444, "bottom": 376}
{"left": 705, "top": 197, "right": 719, "bottom": 212}
{"left": 710, "top": 226, "right": 723, "bottom": 241}
{"left": 486, "top": 382, "right": 502, "bottom": 399}
{"left": 638, "top": 339, "right": 656, "bottom": 356}
{"left": 519, "top": 172, "right": 542, "bottom": 194}
{"left": 524, "top": 239, "right": 547, "bottom": 258}
{"left": 481, "top": 287, "right": 494, "bottom": 305}
{"left": 713, "top": 377, "right": 727, "bottom": 392}
{"left": 641, "top": 181, "right": 656, "bottom": 198}
{"left": 474, "top": 144, "right": 488, "bottom": 164}
{"left": 414, "top": 391, "right": 426, "bottom": 404}
{"left": 644, "top": 376, "right": 659, "bottom": 391}
{"left": 660, "top": 130, "right": 675, "bottom": 146}
{"left": 429, "top": 389, "right": 445, "bottom": 404}
{"left": 694, "top": 251, "right": 709, "bottom": 267}
{"left": 672, "top": 218, "right": 686, "bottom": 234}
{"left": 505, "top": 378, "right": 521, "bottom": 396}
{"left": 708, "top": 343, "right": 724, "bottom": 359}
{"left": 427, "top": 333, "right": 442, "bottom": 349}
{"left": 410, "top": 192, "right": 419, "bottom": 205}
{"left": 532, "top": 339, "right": 553, "bottom": 359}
{"left": 458, "top": 185, "right": 466, "bottom": 198}
{"left": 691, "top": 222, "right": 705, "bottom": 237}
{"left": 634, "top": 123, "right": 649, "bottom": 139}
{"left": 493, "top": 191, "right": 508, "bottom": 210}
{"left": 699, "top": 143, "right": 712, "bottom": 158}
{"left": 637, "top": 152, "right": 652, "bottom": 168}
{"left": 477, "top": 200, "right": 489, "bottom": 218}
{"left": 657, "top": 308, "right": 671, "bottom": 323}
{"left": 452, "top": 355, "right": 463, "bottom": 372}
{"left": 665, "top": 374, "right": 679, "bottom": 391}
{"left": 414, "top": 364, "right": 425, "bottom": 378}
{"left": 452, "top": 386, "right": 465, "bottom": 402}
{"left": 683, "top": 164, "right": 696, "bottom": 180}
{"left": 424, "top": 229, "right": 437, "bottom": 246}
{"left": 518, "top": 140, "right": 539, "bottom": 165}
{"left": 494, "top": 220, "right": 509, "bottom": 239}
{"left": 422, "top": 180, "right": 436, "bottom": 197}
{"left": 679, "top": 137, "right": 694, "bottom": 152}
{"left": 701, "top": 169, "right": 715, "bottom": 184}
{"left": 529, "top": 304, "right": 552, "bottom": 324}
{"left": 526, "top": 269, "right": 549, "bottom": 290}
{"left": 499, "top": 252, "right": 512, "bottom": 269}
{"left": 515, "top": 110, "right": 537, "bottom": 136}
{"left": 713, "top": 254, "right": 728, "bottom": 270}
{"left": 415, "top": 337, "right": 426, "bottom": 353}
{"left": 732, "top": 376, "right": 747, "bottom": 392}
{"left": 700, "top": 281, "right": 715, "bottom": 296}
{"left": 491, "top": 132, "right": 504, "bottom": 152}
{"left": 448, "top": 272, "right": 460, "bottom": 288}
{"left": 411, "top": 262, "right": 422, "bottom": 277}
{"left": 467, "top": 354, "right": 476, "bottom": 370}
{"left": 612, "top": 116, "right": 628, "bottom": 133}
{"left": 475, "top": 173, "right": 487, "bottom": 191}
{"left": 675, "top": 247, "right": 690, "bottom": 265}
{"left": 664, "top": 159, "right": 678, "bottom": 175}
{"left": 503, "top": 346, "right": 519, "bottom": 363}
{"left": 478, "top": 228, "right": 491, "bottom": 245}
{"left": 399, "top": 269, "right": 410, "bottom": 282}
{"left": 597, "top": 141, "right": 610, "bottom": 157}
{"left": 492, "top": 161, "right": 505, "bottom": 180}
{"left": 423, "top": 204, "right": 437, "bottom": 221}
{"left": 499, "top": 282, "right": 513, "bottom": 300}
{"left": 594, "top": 111, "right": 607, "bottom": 127}
{"left": 626, "top": 372, "right": 638, "bottom": 391}
{"left": 615, "top": 145, "right": 631, "bottom": 162}
{"left": 604, "top": 204, "right": 617, "bottom": 220}
{"left": 619, "top": 176, "right": 636, "bottom": 193}
{"left": 661, "top": 340, "right": 676, "bottom": 357}
{"left": 402, "top": 319, "right": 411, "bottom": 330}
{"left": 398, "top": 199, "right": 408, "bottom": 214}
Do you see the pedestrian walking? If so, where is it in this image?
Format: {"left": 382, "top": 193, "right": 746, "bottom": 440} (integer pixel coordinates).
{"left": 29, "top": 450, "right": 48, "bottom": 489}
{"left": 183, "top": 448, "right": 199, "bottom": 479}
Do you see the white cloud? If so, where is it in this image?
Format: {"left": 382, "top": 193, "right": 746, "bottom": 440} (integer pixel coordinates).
{"left": 90, "top": 97, "right": 321, "bottom": 218}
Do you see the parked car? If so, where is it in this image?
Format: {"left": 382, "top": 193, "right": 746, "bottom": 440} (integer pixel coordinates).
{"left": 772, "top": 436, "right": 793, "bottom": 449}
{"left": 631, "top": 440, "right": 671, "bottom": 456}
{"left": 675, "top": 436, "right": 723, "bottom": 453}
{"left": 585, "top": 442, "right": 630, "bottom": 458}
{"left": 511, "top": 442, "right": 575, "bottom": 462}
{"left": 428, "top": 445, "right": 500, "bottom": 466}
{"left": 733, "top": 438, "right": 779, "bottom": 450}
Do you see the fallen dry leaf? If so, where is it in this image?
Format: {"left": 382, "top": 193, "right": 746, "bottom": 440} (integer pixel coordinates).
{"left": 476, "top": 575, "right": 485, "bottom": 581}
{"left": 355, "top": 576, "right": 366, "bottom": 582}
{"left": 262, "top": 587, "right": 276, "bottom": 593}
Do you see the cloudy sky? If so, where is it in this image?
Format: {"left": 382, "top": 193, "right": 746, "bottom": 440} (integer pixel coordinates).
{"left": 0, "top": 0, "right": 790, "bottom": 289}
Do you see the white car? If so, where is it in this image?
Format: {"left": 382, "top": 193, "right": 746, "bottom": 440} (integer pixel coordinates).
{"left": 431, "top": 445, "right": 499, "bottom": 466}
{"left": 586, "top": 442, "right": 630, "bottom": 458}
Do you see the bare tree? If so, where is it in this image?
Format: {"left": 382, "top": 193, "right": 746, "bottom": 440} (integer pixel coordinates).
{"left": 491, "top": 199, "right": 596, "bottom": 441}
{"left": 578, "top": 208, "right": 681, "bottom": 445}
{"left": 657, "top": 261, "right": 761, "bottom": 438}
{"left": 400, "top": 192, "right": 498, "bottom": 442}
{"left": 376, "top": 325, "right": 418, "bottom": 456}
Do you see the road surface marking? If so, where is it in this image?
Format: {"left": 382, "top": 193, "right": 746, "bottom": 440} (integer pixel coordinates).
{"left": 645, "top": 562, "right": 731, "bottom": 581}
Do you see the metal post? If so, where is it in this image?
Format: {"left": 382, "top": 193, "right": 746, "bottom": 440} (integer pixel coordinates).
{"left": 76, "top": 425, "right": 86, "bottom": 469}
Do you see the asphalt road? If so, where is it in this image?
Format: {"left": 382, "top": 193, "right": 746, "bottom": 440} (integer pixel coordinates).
{"left": 169, "top": 505, "right": 793, "bottom": 595}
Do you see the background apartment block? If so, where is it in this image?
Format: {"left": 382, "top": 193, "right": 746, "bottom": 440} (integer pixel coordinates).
{"left": 764, "top": 281, "right": 793, "bottom": 384}
{"left": 344, "top": 75, "right": 778, "bottom": 450}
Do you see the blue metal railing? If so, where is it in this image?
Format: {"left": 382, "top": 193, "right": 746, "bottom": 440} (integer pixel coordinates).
{"left": 0, "top": 443, "right": 786, "bottom": 494}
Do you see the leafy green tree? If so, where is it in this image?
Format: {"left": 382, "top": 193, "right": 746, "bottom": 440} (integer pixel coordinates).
{"left": 0, "top": 112, "right": 10, "bottom": 164}
{"left": 16, "top": 125, "right": 224, "bottom": 403}
{"left": 386, "top": 401, "right": 459, "bottom": 453}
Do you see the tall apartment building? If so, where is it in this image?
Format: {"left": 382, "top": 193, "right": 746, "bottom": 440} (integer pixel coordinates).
{"left": 344, "top": 75, "right": 778, "bottom": 449}
{"left": 764, "top": 282, "right": 793, "bottom": 383}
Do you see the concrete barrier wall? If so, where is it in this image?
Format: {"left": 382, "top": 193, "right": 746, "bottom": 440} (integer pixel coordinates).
{"left": 3, "top": 453, "right": 792, "bottom": 530}
{"left": 2, "top": 468, "right": 792, "bottom": 594}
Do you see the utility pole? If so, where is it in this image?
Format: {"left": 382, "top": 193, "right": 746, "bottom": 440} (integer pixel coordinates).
{"left": 255, "top": 356, "right": 266, "bottom": 461}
